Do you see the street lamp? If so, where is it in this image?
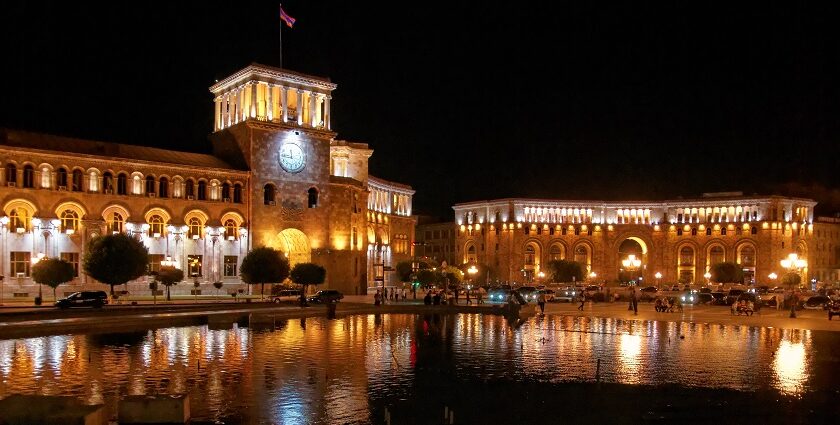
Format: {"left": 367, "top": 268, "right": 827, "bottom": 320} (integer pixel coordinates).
{"left": 468, "top": 265, "right": 478, "bottom": 290}
{"left": 0, "top": 215, "right": 8, "bottom": 306}
{"left": 704, "top": 271, "right": 712, "bottom": 286}
{"left": 655, "top": 272, "right": 662, "bottom": 288}
{"left": 589, "top": 271, "right": 597, "bottom": 281}
{"left": 780, "top": 253, "right": 807, "bottom": 318}
{"left": 622, "top": 254, "right": 641, "bottom": 285}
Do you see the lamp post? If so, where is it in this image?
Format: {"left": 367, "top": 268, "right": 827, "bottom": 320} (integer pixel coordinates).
{"left": 622, "top": 254, "right": 641, "bottom": 286}
{"left": 0, "top": 215, "right": 8, "bottom": 306}
{"left": 780, "top": 253, "right": 807, "bottom": 319}
{"left": 469, "top": 265, "right": 478, "bottom": 291}
{"left": 704, "top": 271, "right": 712, "bottom": 286}
{"left": 655, "top": 272, "right": 662, "bottom": 288}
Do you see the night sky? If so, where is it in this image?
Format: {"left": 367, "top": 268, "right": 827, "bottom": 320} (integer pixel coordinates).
{"left": 2, "top": 2, "right": 839, "bottom": 220}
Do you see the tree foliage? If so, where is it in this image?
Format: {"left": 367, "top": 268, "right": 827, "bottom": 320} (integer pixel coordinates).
{"left": 546, "top": 259, "right": 585, "bottom": 283}
{"left": 82, "top": 233, "right": 149, "bottom": 296}
{"left": 781, "top": 272, "right": 802, "bottom": 288}
{"left": 709, "top": 262, "right": 744, "bottom": 284}
{"left": 291, "top": 262, "right": 327, "bottom": 306}
{"left": 156, "top": 266, "right": 184, "bottom": 301}
{"left": 442, "top": 266, "right": 463, "bottom": 289}
{"left": 32, "top": 258, "right": 76, "bottom": 300}
{"left": 240, "top": 247, "right": 291, "bottom": 297}
{"left": 395, "top": 261, "right": 414, "bottom": 283}
{"left": 416, "top": 269, "right": 438, "bottom": 287}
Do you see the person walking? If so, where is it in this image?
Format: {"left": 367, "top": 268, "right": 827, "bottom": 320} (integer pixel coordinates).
{"left": 477, "top": 287, "right": 485, "bottom": 304}
{"left": 537, "top": 291, "right": 547, "bottom": 315}
{"left": 631, "top": 287, "right": 638, "bottom": 315}
{"left": 402, "top": 287, "right": 407, "bottom": 301}
{"left": 466, "top": 290, "right": 472, "bottom": 305}
{"left": 628, "top": 287, "right": 635, "bottom": 311}
{"left": 374, "top": 290, "right": 381, "bottom": 306}
{"left": 577, "top": 291, "right": 585, "bottom": 311}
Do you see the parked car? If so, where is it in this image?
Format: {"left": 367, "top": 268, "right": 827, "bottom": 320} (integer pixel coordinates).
{"left": 584, "top": 285, "right": 600, "bottom": 296}
{"left": 306, "top": 290, "right": 344, "bottom": 304}
{"left": 555, "top": 286, "right": 577, "bottom": 302}
{"left": 55, "top": 291, "right": 108, "bottom": 309}
{"left": 488, "top": 285, "right": 513, "bottom": 303}
{"left": 639, "top": 286, "right": 658, "bottom": 301}
{"left": 679, "top": 292, "right": 698, "bottom": 304}
{"left": 694, "top": 293, "right": 714, "bottom": 305}
{"left": 710, "top": 291, "right": 727, "bottom": 305}
{"left": 759, "top": 294, "right": 780, "bottom": 308}
{"left": 270, "top": 288, "right": 302, "bottom": 303}
{"left": 804, "top": 295, "right": 831, "bottom": 310}
{"left": 517, "top": 286, "right": 540, "bottom": 303}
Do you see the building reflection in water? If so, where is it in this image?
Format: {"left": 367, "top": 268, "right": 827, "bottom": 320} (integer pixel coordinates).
{"left": 0, "top": 314, "right": 827, "bottom": 422}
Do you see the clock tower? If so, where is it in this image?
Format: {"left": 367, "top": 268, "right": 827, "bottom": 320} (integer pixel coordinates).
{"left": 209, "top": 63, "right": 373, "bottom": 294}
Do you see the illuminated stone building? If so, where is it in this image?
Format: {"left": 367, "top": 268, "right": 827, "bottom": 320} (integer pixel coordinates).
{"left": 0, "top": 63, "right": 414, "bottom": 298}
{"left": 453, "top": 192, "right": 839, "bottom": 286}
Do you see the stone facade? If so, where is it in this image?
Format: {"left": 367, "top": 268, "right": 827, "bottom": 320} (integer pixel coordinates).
{"left": 0, "top": 63, "right": 415, "bottom": 299}
{"left": 453, "top": 194, "right": 840, "bottom": 287}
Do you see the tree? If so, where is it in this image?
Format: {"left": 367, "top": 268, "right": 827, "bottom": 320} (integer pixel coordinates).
{"left": 710, "top": 262, "right": 744, "bottom": 284}
{"left": 83, "top": 233, "right": 149, "bottom": 297}
{"left": 416, "top": 269, "right": 438, "bottom": 288}
{"left": 240, "top": 247, "right": 290, "bottom": 299}
{"left": 442, "top": 266, "right": 463, "bottom": 290}
{"left": 546, "top": 259, "right": 585, "bottom": 283}
{"left": 781, "top": 272, "right": 801, "bottom": 289}
{"left": 395, "top": 261, "right": 414, "bottom": 284}
{"left": 156, "top": 266, "right": 184, "bottom": 301}
{"left": 290, "top": 262, "right": 327, "bottom": 306}
{"left": 32, "top": 258, "right": 76, "bottom": 301}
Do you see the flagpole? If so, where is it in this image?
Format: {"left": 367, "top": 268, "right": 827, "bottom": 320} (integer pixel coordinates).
{"left": 279, "top": 3, "right": 283, "bottom": 68}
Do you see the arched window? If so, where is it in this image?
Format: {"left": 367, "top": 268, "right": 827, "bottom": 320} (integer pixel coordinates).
{"left": 574, "top": 245, "right": 588, "bottom": 265}
{"left": 71, "top": 169, "right": 83, "bottom": 192}
{"left": 751, "top": 226, "right": 757, "bottom": 235}
{"left": 60, "top": 210, "right": 79, "bottom": 234}
{"left": 145, "top": 176, "right": 156, "bottom": 195}
{"left": 525, "top": 245, "right": 536, "bottom": 266}
{"left": 148, "top": 215, "right": 165, "bottom": 237}
{"left": 9, "top": 208, "right": 29, "bottom": 232}
{"left": 308, "top": 187, "right": 318, "bottom": 208}
{"left": 709, "top": 246, "right": 725, "bottom": 265}
{"left": 22, "top": 165, "right": 34, "bottom": 188}
{"left": 466, "top": 244, "right": 477, "bottom": 263}
{"left": 117, "top": 173, "right": 127, "bottom": 195}
{"left": 57, "top": 168, "right": 68, "bottom": 188}
{"left": 108, "top": 212, "right": 124, "bottom": 233}
{"left": 4, "top": 163, "right": 16, "bottom": 185}
{"left": 197, "top": 180, "right": 207, "bottom": 200}
{"left": 103, "top": 172, "right": 114, "bottom": 193}
{"left": 224, "top": 219, "right": 238, "bottom": 240}
{"left": 680, "top": 246, "right": 694, "bottom": 266}
{"left": 233, "top": 183, "right": 243, "bottom": 203}
{"left": 188, "top": 217, "right": 203, "bottom": 239}
{"left": 222, "top": 182, "right": 231, "bottom": 201}
{"left": 264, "top": 184, "right": 276, "bottom": 205}
{"left": 185, "top": 180, "right": 195, "bottom": 199}
{"left": 158, "top": 177, "right": 169, "bottom": 198}
{"left": 739, "top": 245, "right": 756, "bottom": 267}
{"left": 706, "top": 228, "right": 712, "bottom": 236}
{"left": 549, "top": 244, "right": 564, "bottom": 261}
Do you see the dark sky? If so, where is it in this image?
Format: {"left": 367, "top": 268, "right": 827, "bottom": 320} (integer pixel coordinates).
{"left": 2, "top": 2, "right": 839, "bottom": 220}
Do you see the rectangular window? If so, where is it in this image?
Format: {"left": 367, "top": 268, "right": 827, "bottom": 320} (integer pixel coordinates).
{"left": 60, "top": 252, "right": 80, "bottom": 277}
{"left": 10, "top": 251, "right": 31, "bottom": 277}
{"left": 425, "top": 231, "right": 432, "bottom": 240}
{"left": 148, "top": 254, "right": 165, "bottom": 274}
{"left": 224, "top": 256, "right": 238, "bottom": 277}
{"left": 188, "top": 255, "right": 203, "bottom": 277}
{"left": 352, "top": 227, "right": 358, "bottom": 249}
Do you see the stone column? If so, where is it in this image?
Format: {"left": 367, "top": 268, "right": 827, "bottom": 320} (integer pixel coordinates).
{"left": 266, "top": 84, "right": 273, "bottom": 121}
{"left": 223, "top": 93, "right": 231, "bottom": 128}
{"left": 250, "top": 82, "right": 258, "bottom": 119}
{"left": 296, "top": 89, "right": 303, "bottom": 125}
{"left": 214, "top": 97, "right": 221, "bottom": 131}
{"left": 233, "top": 88, "right": 240, "bottom": 124}
{"left": 325, "top": 95, "right": 331, "bottom": 130}
{"left": 309, "top": 91, "right": 317, "bottom": 127}
{"left": 280, "top": 86, "right": 288, "bottom": 122}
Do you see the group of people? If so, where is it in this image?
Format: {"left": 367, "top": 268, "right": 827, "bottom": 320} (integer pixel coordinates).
{"left": 373, "top": 287, "right": 408, "bottom": 306}
{"left": 654, "top": 296, "right": 683, "bottom": 312}
{"left": 421, "top": 288, "right": 486, "bottom": 306}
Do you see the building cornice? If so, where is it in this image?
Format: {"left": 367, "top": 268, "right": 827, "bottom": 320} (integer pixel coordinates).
{"left": 210, "top": 63, "right": 337, "bottom": 94}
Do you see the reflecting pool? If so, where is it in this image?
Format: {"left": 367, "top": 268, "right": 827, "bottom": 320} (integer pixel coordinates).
{"left": 1, "top": 314, "right": 838, "bottom": 424}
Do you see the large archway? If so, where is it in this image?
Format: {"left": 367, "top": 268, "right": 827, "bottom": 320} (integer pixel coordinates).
{"left": 278, "top": 228, "right": 311, "bottom": 267}
{"left": 618, "top": 238, "right": 647, "bottom": 285}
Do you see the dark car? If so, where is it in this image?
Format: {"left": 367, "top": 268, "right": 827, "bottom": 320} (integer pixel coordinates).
{"left": 804, "top": 295, "right": 831, "bottom": 310}
{"left": 488, "top": 285, "right": 513, "bottom": 303}
{"left": 694, "top": 293, "right": 714, "bottom": 305}
{"left": 639, "top": 286, "right": 658, "bottom": 301}
{"left": 710, "top": 291, "right": 727, "bottom": 305}
{"left": 517, "top": 286, "right": 539, "bottom": 303}
{"left": 55, "top": 291, "right": 108, "bottom": 309}
{"left": 828, "top": 300, "right": 840, "bottom": 320}
{"left": 307, "top": 290, "right": 344, "bottom": 304}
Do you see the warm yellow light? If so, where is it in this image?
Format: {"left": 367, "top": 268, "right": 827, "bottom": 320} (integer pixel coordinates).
{"left": 655, "top": 272, "right": 662, "bottom": 279}
{"left": 589, "top": 272, "right": 597, "bottom": 279}
{"left": 608, "top": 224, "right": 614, "bottom": 231}
{"left": 768, "top": 272, "right": 778, "bottom": 280}
{"left": 653, "top": 224, "right": 660, "bottom": 231}
{"left": 704, "top": 272, "right": 711, "bottom": 279}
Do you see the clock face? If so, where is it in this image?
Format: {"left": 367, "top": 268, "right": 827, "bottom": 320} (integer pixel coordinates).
{"left": 278, "top": 142, "right": 306, "bottom": 173}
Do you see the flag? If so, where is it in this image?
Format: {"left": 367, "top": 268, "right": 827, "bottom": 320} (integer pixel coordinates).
{"left": 280, "top": 7, "right": 296, "bottom": 28}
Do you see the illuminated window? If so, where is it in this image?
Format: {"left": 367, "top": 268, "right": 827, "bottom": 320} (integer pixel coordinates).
{"left": 148, "top": 254, "right": 164, "bottom": 274}
{"left": 691, "top": 228, "right": 697, "bottom": 236}
{"left": 60, "top": 210, "right": 79, "bottom": 233}
{"left": 103, "top": 172, "right": 114, "bottom": 193}
{"left": 10, "top": 251, "right": 31, "bottom": 277}
{"left": 224, "top": 219, "right": 237, "bottom": 239}
{"left": 739, "top": 246, "right": 756, "bottom": 266}
{"left": 680, "top": 246, "right": 694, "bottom": 266}
{"left": 549, "top": 244, "right": 564, "bottom": 261}
{"left": 148, "top": 215, "right": 165, "bottom": 237}
{"left": 60, "top": 252, "right": 79, "bottom": 277}
{"left": 706, "top": 228, "right": 712, "bottom": 236}
{"left": 9, "top": 208, "right": 29, "bottom": 231}
{"left": 709, "top": 246, "right": 725, "bottom": 265}
{"left": 720, "top": 228, "right": 727, "bottom": 236}
{"left": 525, "top": 245, "right": 535, "bottom": 266}
{"left": 188, "top": 217, "right": 203, "bottom": 239}
{"left": 187, "top": 255, "right": 203, "bottom": 277}
{"left": 224, "top": 256, "right": 238, "bottom": 277}
{"left": 108, "top": 212, "right": 124, "bottom": 233}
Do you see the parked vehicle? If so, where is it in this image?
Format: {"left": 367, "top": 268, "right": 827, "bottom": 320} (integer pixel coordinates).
{"left": 555, "top": 286, "right": 577, "bottom": 302}
{"left": 710, "top": 292, "right": 727, "bottom": 305}
{"left": 679, "top": 292, "right": 698, "bottom": 304}
{"left": 804, "top": 295, "right": 831, "bottom": 310}
{"left": 584, "top": 285, "right": 600, "bottom": 296}
{"left": 270, "top": 289, "right": 302, "bottom": 303}
{"left": 694, "top": 293, "right": 714, "bottom": 305}
{"left": 488, "top": 285, "right": 513, "bottom": 303}
{"left": 55, "top": 291, "right": 108, "bottom": 309}
{"left": 537, "top": 289, "right": 555, "bottom": 302}
{"left": 639, "top": 286, "right": 658, "bottom": 301}
{"left": 306, "top": 290, "right": 344, "bottom": 304}
{"left": 828, "top": 300, "right": 840, "bottom": 320}
{"left": 517, "top": 286, "right": 540, "bottom": 302}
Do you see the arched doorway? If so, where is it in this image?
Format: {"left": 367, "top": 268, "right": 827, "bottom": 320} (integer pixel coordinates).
{"left": 278, "top": 228, "right": 311, "bottom": 267}
{"left": 737, "top": 243, "right": 757, "bottom": 285}
{"left": 677, "top": 245, "right": 696, "bottom": 284}
{"left": 618, "top": 238, "right": 646, "bottom": 285}
{"left": 523, "top": 241, "right": 541, "bottom": 283}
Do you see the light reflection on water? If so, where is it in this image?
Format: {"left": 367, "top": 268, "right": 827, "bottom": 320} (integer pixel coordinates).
{"left": 0, "top": 314, "right": 830, "bottom": 423}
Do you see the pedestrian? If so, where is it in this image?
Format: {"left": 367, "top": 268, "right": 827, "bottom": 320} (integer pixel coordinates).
{"left": 374, "top": 290, "right": 381, "bottom": 306}
{"left": 402, "top": 288, "right": 407, "bottom": 301}
{"left": 466, "top": 290, "right": 472, "bottom": 305}
{"left": 390, "top": 288, "right": 395, "bottom": 301}
{"left": 537, "top": 291, "right": 546, "bottom": 314}
{"left": 628, "top": 287, "right": 634, "bottom": 311}
{"left": 453, "top": 288, "right": 459, "bottom": 305}
{"left": 424, "top": 291, "right": 432, "bottom": 305}
{"left": 578, "top": 291, "right": 585, "bottom": 311}
{"left": 477, "top": 287, "right": 485, "bottom": 304}
{"left": 433, "top": 291, "right": 441, "bottom": 305}
{"left": 631, "top": 287, "right": 638, "bottom": 315}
